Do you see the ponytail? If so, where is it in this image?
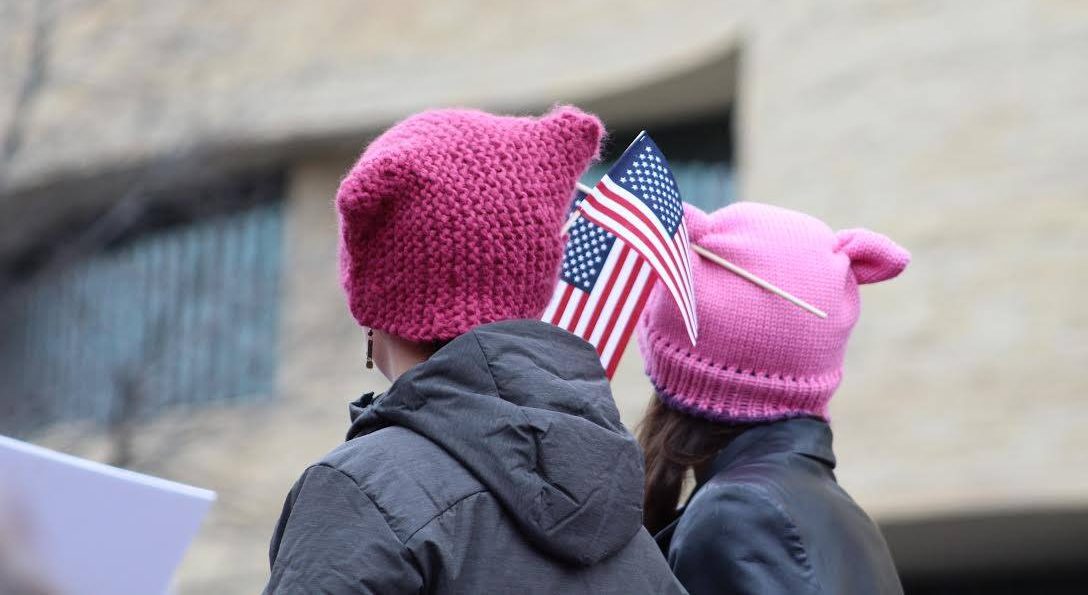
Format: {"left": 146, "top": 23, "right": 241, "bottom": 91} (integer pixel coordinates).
{"left": 637, "top": 394, "right": 746, "bottom": 534}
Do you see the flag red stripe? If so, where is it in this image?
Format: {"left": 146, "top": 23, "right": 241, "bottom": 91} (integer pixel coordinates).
{"left": 603, "top": 275, "right": 656, "bottom": 378}
{"left": 596, "top": 181, "right": 695, "bottom": 321}
{"left": 566, "top": 289, "right": 590, "bottom": 333}
{"left": 549, "top": 283, "right": 575, "bottom": 326}
{"left": 580, "top": 244, "right": 631, "bottom": 341}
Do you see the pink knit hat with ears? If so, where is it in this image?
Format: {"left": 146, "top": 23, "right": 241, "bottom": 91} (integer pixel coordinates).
{"left": 337, "top": 106, "right": 604, "bottom": 341}
{"left": 637, "top": 202, "right": 910, "bottom": 423}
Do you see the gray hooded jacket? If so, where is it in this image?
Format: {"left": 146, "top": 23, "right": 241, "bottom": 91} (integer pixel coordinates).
{"left": 264, "top": 320, "right": 685, "bottom": 594}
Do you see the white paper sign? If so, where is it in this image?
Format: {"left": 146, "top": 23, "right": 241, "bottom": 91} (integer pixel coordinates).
{"left": 0, "top": 435, "right": 216, "bottom": 595}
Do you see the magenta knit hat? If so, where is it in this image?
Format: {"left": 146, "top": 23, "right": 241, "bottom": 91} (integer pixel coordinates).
{"left": 337, "top": 106, "right": 604, "bottom": 341}
{"left": 637, "top": 202, "right": 910, "bottom": 423}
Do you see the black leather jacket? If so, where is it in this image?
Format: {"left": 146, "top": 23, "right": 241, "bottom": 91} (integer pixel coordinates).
{"left": 656, "top": 417, "right": 903, "bottom": 595}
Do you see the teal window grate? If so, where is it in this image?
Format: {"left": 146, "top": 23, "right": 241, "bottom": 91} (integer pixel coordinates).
{"left": 0, "top": 200, "right": 284, "bottom": 438}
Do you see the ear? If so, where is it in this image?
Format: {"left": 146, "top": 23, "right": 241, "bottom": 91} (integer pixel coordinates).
{"left": 541, "top": 105, "right": 605, "bottom": 161}
{"left": 835, "top": 228, "right": 911, "bottom": 284}
{"left": 336, "top": 151, "right": 414, "bottom": 243}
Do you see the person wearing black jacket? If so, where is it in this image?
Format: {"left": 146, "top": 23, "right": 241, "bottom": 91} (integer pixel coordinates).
{"left": 263, "top": 106, "right": 684, "bottom": 594}
{"left": 636, "top": 202, "right": 909, "bottom": 594}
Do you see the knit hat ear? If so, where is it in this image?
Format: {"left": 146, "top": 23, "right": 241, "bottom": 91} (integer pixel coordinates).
{"left": 337, "top": 152, "right": 416, "bottom": 244}
{"left": 540, "top": 105, "right": 605, "bottom": 162}
{"left": 835, "top": 228, "right": 911, "bottom": 284}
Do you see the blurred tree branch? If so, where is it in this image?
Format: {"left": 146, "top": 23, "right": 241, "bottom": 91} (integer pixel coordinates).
{"left": 0, "top": 0, "right": 55, "bottom": 187}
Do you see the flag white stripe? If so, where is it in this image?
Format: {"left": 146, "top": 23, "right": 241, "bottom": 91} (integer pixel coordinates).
{"left": 599, "top": 176, "right": 698, "bottom": 328}
{"left": 600, "top": 260, "right": 653, "bottom": 367}
{"left": 677, "top": 224, "right": 697, "bottom": 326}
{"left": 573, "top": 241, "right": 625, "bottom": 337}
{"left": 588, "top": 248, "right": 640, "bottom": 347}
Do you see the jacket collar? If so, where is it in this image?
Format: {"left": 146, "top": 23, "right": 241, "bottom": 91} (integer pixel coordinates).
{"left": 702, "top": 417, "right": 837, "bottom": 483}
{"left": 348, "top": 391, "right": 380, "bottom": 435}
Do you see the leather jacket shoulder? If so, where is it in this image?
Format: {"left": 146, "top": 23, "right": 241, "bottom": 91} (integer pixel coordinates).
{"left": 656, "top": 418, "right": 903, "bottom": 595}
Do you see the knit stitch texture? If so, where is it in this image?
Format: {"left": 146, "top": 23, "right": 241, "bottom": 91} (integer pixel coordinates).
{"left": 638, "top": 202, "right": 910, "bottom": 423}
{"left": 337, "top": 106, "right": 603, "bottom": 341}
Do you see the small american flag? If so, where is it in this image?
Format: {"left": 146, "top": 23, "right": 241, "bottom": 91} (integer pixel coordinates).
{"left": 577, "top": 132, "right": 698, "bottom": 345}
{"left": 542, "top": 188, "right": 657, "bottom": 378}
{"left": 543, "top": 132, "right": 697, "bottom": 377}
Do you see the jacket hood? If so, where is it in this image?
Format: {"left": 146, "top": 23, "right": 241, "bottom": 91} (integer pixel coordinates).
{"left": 347, "top": 320, "right": 644, "bottom": 566}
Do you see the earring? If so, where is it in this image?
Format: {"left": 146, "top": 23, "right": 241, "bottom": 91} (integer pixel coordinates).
{"left": 365, "top": 329, "right": 374, "bottom": 369}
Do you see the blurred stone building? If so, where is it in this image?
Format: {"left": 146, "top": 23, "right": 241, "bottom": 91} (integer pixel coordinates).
{"left": 1, "top": 1, "right": 1085, "bottom": 593}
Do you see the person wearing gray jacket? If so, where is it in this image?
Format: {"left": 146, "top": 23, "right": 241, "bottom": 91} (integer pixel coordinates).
{"left": 263, "top": 106, "right": 685, "bottom": 594}
{"left": 265, "top": 321, "right": 684, "bottom": 594}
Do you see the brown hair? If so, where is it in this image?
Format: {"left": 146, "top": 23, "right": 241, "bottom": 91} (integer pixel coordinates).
{"left": 637, "top": 394, "right": 749, "bottom": 534}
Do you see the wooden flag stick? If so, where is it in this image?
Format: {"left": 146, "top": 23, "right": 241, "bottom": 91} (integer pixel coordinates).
{"left": 560, "top": 183, "right": 596, "bottom": 235}
{"left": 691, "top": 244, "right": 828, "bottom": 319}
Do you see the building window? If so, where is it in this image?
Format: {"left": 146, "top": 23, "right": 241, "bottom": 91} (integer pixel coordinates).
{"left": 0, "top": 179, "right": 284, "bottom": 439}
{"left": 581, "top": 110, "right": 735, "bottom": 211}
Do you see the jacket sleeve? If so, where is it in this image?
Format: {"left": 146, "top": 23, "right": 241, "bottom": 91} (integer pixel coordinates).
{"left": 666, "top": 483, "right": 820, "bottom": 595}
{"left": 264, "top": 464, "right": 424, "bottom": 594}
